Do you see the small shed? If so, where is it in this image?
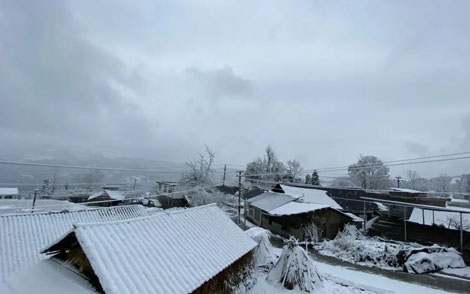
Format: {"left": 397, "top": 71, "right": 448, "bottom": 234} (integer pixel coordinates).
{"left": 41, "top": 204, "right": 257, "bottom": 294}
{"left": 247, "top": 191, "right": 356, "bottom": 240}
{"left": 0, "top": 188, "right": 19, "bottom": 199}
{"left": 87, "top": 189, "right": 124, "bottom": 206}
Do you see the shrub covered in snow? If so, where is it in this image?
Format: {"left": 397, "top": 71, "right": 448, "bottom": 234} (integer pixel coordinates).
{"left": 315, "top": 225, "right": 410, "bottom": 270}
{"left": 399, "top": 246, "right": 466, "bottom": 274}
{"left": 267, "top": 237, "right": 323, "bottom": 292}
{"left": 245, "top": 227, "right": 277, "bottom": 271}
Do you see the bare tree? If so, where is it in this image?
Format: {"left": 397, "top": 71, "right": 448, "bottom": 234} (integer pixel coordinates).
{"left": 182, "top": 145, "right": 215, "bottom": 186}
{"left": 435, "top": 174, "right": 451, "bottom": 192}
{"left": 407, "top": 170, "right": 419, "bottom": 190}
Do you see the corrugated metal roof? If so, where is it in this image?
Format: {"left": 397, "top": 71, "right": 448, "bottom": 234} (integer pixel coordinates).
{"left": 280, "top": 184, "right": 343, "bottom": 210}
{"left": 269, "top": 202, "right": 330, "bottom": 216}
{"left": 0, "top": 188, "right": 19, "bottom": 196}
{"left": 0, "top": 205, "right": 147, "bottom": 280}
{"left": 248, "top": 192, "right": 296, "bottom": 212}
{"left": 43, "top": 204, "right": 257, "bottom": 294}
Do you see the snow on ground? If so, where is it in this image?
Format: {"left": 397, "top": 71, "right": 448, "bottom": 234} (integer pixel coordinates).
{"left": 312, "top": 256, "right": 459, "bottom": 294}
{"left": 439, "top": 266, "right": 470, "bottom": 279}
{"left": 249, "top": 272, "right": 385, "bottom": 294}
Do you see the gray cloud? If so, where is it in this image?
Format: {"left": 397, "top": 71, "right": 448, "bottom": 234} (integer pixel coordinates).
{"left": 404, "top": 141, "right": 429, "bottom": 156}
{"left": 0, "top": 0, "right": 156, "bottom": 157}
{"left": 1, "top": 0, "right": 470, "bottom": 177}
{"left": 185, "top": 66, "right": 252, "bottom": 100}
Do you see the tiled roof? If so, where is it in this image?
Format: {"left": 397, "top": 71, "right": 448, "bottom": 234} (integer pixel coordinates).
{"left": 43, "top": 204, "right": 257, "bottom": 294}
{"left": 0, "top": 205, "right": 147, "bottom": 280}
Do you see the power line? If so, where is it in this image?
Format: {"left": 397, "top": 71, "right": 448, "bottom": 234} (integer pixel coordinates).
{"left": 311, "top": 151, "right": 470, "bottom": 172}
{"left": 0, "top": 160, "right": 233, "bottom": 173}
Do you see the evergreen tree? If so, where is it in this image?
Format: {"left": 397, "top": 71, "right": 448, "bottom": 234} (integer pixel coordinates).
{"left": 305, "top": 174, "right": 312, "bottom": 184}
{"left": 311, "top": 170, "right": 320, "bottom": 186}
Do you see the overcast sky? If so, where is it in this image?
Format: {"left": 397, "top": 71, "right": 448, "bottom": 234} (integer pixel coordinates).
{"left": 1, "top": 0, "right": 469, "bottom": 178}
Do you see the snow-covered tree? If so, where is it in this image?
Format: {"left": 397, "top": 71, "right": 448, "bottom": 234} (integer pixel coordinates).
{"left": 407, "top": 170, "right": 419, "bottom": 190}
{"left": 286, "top": 160, "right": 303, "bottom": 183}
{"left": 348, "top": 155, "right": 391, "bottom": 189}
{"left": 245, "top": 145, "right": 287, "bottom": 186}
{"left": 432, "top": 174, "right": 452, "bottom": 192}
{"left": 181, "top": 145, "right": 215, "bottom": 187}
{"left": 311, "top": 170, "right": 320, "bottom": 186}
{"left": 303, "top": 222, "right": 322, "bottom": 243}
{"left": 267, "top": 237, "right": 323, "bottom": 292}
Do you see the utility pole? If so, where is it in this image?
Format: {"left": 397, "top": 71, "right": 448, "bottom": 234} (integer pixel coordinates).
{"left": 32, "top": 189, "right": 38, "bottom": 213}
{"left": 237, "top": 171, "right": 242, "bottom": 226}
{"left": 133, "top": 178, "right": 137, "bottom": 190}
{"left": 222, "top": 164, "right": 227, "bottom": 187}
{"left": 395, "top": 176, "right": 402, "bottom": 188}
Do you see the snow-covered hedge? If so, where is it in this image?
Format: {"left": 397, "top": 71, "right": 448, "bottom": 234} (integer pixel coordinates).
{"left": 315, "top": 225, "right": 410, "bottom": 270}
{"left": 267, "top": 237, "right": 323, "bottom": 293}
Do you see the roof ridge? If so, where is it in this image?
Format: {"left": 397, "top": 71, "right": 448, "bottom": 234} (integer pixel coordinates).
{"left": 0, "top": 204, "right": 142, "bottom": 218}
{"left": 74, "top": 203, "right": 218, "bottom": 228}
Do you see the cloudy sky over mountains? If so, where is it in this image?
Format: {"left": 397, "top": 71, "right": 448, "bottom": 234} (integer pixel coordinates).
{"left": 1, "top": 0, "right": 469, "bottom": 177}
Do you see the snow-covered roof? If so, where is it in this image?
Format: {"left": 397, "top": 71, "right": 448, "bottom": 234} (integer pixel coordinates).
{"left": 280, "top": 184, "right": 343, "bottom": 210}
{"left": 43, "top": 204, "right": 257, "bottom": 294}
{"left": 88, "top": 189, "right": 124, "bottom": 201}
{"left": 0, "top": 205, "right": 147, "bottom": 280}
{"left": 0, "top": 188, "right": 19, "bottom": 196}
{"left": 6, "top": 259, "right": 96, "bottom": 294}
{"left": 0, "top": 199, "right": 88, "bottom": 215}
{"left": 390, "top": 188, "right": 424, "bottom": 194}
{"left": 343, "top": 212, "right": 364, "bottom": 222}
{"left": 269, "top": 202, "right": 330, "bottom": 216}
{"left": 408, "top": 207, "right": 470, "bottom": 232}
{"left": 248, "top": 192, "right": 296, "bottom": 212}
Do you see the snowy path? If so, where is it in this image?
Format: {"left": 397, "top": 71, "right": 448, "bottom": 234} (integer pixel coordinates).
{"left": 314, "top": 258, "right": 462, "bottom": 294}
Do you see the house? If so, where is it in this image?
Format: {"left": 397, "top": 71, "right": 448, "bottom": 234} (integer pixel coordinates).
{"left": 247, "top": 190, "right": 357, "bottom": 240}
{"left": 38, "top": 204, "right": 257, "bottom": 294}
{"left": 0, "top": 188, "right": 19, "bottom": 199}
{"left": 273, "top": 183, "right": 382, "bottom": 215}
{"left": 155, "top": 181, "right": 179, "bottom": 193}
{"left": 0, "top": 205, "right": 148, "bottom": 281}
{"left": 87, "top": 189, "right": 124, "bottom": 206}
